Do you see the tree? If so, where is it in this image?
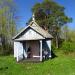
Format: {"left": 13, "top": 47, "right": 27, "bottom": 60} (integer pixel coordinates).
{"left": 0, "top": 0, "right": 17, "bottom": 55}
{"left": 32, "top": 0, "right": 72, "bottom": 48}
{"left": 61, "top": 27, "right": 75, "bottom": 52}
{"left": 61, "top": 26, "right": 75, "bottom": 42}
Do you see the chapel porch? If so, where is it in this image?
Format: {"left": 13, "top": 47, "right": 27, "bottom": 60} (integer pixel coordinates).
{"left": 15, "top": 40, "right": 43, "bottom": 62}
{"left": 14, "top": 39, "right": 51, "bottom": 62}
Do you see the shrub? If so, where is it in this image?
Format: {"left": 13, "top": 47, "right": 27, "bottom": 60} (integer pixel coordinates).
{"left": 61, "top": 41, "right": 75, "bottom": 53}
{"left": 51, "top": 45, "right": 57, "bottom": 51}
{"left": 0, "top": 43, "right": 13, "bottom": 56}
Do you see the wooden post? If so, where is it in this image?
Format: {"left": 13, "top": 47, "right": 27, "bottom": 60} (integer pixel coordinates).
{"left": 17, "top": 49, "right": 19, "bottom": 62}
{"left": 40, "top": 40, "right": 42, "bottom": 61}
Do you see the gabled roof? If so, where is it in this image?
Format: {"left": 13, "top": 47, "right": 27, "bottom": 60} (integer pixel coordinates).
{"left": 13, "top": 21, "right": 53, "bottom": 40}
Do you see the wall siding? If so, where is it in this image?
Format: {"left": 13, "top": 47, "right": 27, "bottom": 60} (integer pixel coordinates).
{"left": 14, "top": 42, "right": 23, "bottom": 61}
{"left": 46, "top": 40, "right": 51, "bottom": 57}
{"left": 15, "top": 28, "right": 44, "bottom": 40}
{"left": 14, "top": 42, "right": 18, "bottom": 57}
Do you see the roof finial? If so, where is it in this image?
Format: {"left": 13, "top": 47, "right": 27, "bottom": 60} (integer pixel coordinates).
{"left": 32, "top": 13, "right": 35, "bottom": 21}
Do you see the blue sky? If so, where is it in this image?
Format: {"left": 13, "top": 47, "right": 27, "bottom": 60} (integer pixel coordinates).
{"left": 14, "top": 0, "right": 75, "bottom": 30}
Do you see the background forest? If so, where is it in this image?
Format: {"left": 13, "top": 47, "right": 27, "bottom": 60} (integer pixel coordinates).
{"left": 0, "top": 0, "right": 75, "bottom": 55}
{"left": 0, "top": 0, "right": 17, "bottom": 55}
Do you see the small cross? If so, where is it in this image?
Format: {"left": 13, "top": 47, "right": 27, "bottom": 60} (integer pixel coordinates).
{"left": 32, "top": 13, "right": 35, "bottom": 21}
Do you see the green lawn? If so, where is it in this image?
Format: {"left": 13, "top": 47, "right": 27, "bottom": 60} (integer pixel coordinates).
{"left": 0, "top": 51, "right": 75, "bottom": 75}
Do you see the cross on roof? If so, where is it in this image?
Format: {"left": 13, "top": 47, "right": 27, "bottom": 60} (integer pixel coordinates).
{"left": 32, "top": 13, "right": 35, "bottom": 21}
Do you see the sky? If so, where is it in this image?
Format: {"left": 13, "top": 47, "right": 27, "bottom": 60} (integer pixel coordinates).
{"left": 14, "top": 0, "right": 75, "bottom": 30}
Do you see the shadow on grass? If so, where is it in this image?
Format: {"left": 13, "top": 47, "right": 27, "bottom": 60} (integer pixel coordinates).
{"left": 51, "top": 50, "right": 57, "bottom": 59}
{"left": 0, "top": 67, "right": 8, "bottom": 71}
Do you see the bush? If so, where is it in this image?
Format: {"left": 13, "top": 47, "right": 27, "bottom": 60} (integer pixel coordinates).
{"left": 51, "top": 45, "right": 56, "bottom": 51}
{"left": 0, "top": 46, "right": 3, "bottom": 55}
{"left": 61, "top": 41, "right": 75, "bottom": 53}
{"left": 51, "top": 45, "right": 60, "bottom": 53}
{"left": 0, "top": 43, "right": 13, "bottom": 56}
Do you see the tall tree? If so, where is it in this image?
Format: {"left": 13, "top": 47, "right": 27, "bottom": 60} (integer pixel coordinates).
{"left": 61, "top": 26, "right": 75, "bottom": 42}
{"left": 0, "top": 0, "right": 17, "bottom": 55}
{"left": 32, "top": 0, "right": 72, "bottom": 48}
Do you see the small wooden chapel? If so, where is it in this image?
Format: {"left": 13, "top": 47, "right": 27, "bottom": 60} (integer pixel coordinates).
{"left": 13, "top": 14, "right": 53, "bottom": 62}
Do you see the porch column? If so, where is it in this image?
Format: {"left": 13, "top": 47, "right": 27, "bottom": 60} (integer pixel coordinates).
{"left": 40, "top": 40, "right": 42, "bottom": 61}
{"left": 17, "top": 49, "right": 19, "bottom": 62}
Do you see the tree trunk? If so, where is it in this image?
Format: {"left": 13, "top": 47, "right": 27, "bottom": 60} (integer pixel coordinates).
{"left": 56, "top": 35, "right": 59, "bottom": 48}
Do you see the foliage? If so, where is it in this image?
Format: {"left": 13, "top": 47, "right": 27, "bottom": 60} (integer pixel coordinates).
{"left": 60, "top": 41, "right": 75, "bottom": 53}
{"left": 0, "top": 44, "right": 12, "bottom": 56}
{"left": 32, "top": 0, "right": 72, "bottom": 48}
{"left": 60, "top": 26, "right": 75, "bottom": 53}
{"left": 0, "top": 0, "right": 17, "bottom": 55}
{"left": 51, "top": 44, "right": 58, "bottom": 51}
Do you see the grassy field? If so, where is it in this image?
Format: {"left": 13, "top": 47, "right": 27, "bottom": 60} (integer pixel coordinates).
{"left": 0, "top": 51, "right": 75, "bottom": 75}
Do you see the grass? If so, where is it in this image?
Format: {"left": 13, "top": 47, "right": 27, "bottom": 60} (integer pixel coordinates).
{"left": 0, "top": 51, "right": 75, "bottom": 75}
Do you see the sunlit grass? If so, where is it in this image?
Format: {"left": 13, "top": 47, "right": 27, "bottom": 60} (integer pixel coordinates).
{"left": 0, "top": 51, "right": 75, "bottom": 75}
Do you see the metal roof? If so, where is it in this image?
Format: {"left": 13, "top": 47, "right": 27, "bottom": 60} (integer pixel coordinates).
{"left": 13, "top": 21, "right": 53, "bottom": 40}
